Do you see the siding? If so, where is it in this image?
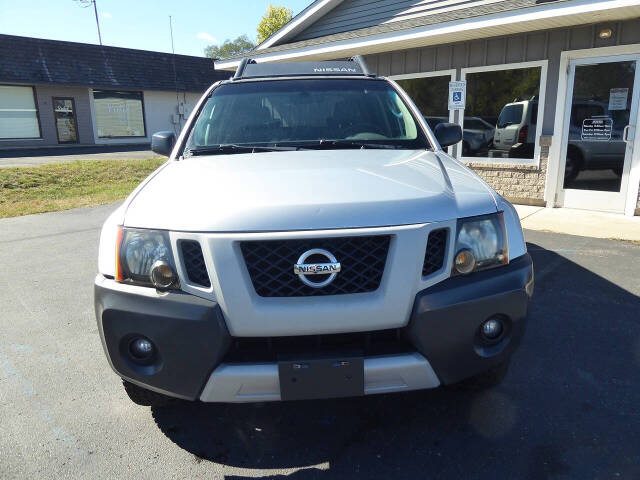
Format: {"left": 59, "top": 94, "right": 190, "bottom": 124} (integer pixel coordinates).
{"left": 364, "top": 18, "right": 640, "bottom": 136}
{"left": 294, "top": 0, "right": 516, "bottom": 42}
{"left": 362, "top": 18, "right": 640, "bottom": 207}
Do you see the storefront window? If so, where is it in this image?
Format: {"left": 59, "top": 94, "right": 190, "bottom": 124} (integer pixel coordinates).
{"left": 462, "top": 65, "right": 543, "bottom": 161}
{"left": 0, "top": 85, "right": 40, "bottom": 139}
{"left": 395, "top": 75, "right": 451, "bottom": 131}
{"left": 93, "top": 90, "right": 146, "bottom": 138}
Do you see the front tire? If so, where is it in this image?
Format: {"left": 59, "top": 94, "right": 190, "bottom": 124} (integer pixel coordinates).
{"left": 122, "top": 380, "right": 178, "bottom": 407}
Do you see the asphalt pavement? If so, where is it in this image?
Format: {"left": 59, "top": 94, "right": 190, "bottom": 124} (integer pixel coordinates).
{"left": 1, "top": 204, "right": 639, "bottom": 479}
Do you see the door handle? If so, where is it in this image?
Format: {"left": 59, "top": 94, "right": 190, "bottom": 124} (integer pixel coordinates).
{"left": 623, "top": 125, "right": 635, "bottom": 144}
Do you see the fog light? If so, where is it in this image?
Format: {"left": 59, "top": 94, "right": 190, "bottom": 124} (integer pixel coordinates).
{"left": 481, "top": 318, "right": 503, "bottom": 340}
{"left": 150, "top": 260, "right": 176, "bottom": 289}
{"left": 129, "top": 337, "right": 154, "bottom": 359}
{"left": 454, "top": 249, "right": 476, "bottom": 275}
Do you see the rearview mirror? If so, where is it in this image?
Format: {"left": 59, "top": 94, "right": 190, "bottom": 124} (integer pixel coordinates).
{"left": 151, "top": 131, "right": 176, "bottom": 157}
{"left": 433, "top": 123, "right": 462, "bottom": 148}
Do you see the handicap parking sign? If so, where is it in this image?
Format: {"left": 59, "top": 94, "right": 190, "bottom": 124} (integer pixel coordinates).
{"left": 448, "top": 81, "right": 466, "bottom": 110}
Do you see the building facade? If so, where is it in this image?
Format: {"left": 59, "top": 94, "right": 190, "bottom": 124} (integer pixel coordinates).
{"left": 0, "top": 35, "right": 228, "bottom": 150}
{"left": 217, "top": 0, "right": 640, "bottom": 216}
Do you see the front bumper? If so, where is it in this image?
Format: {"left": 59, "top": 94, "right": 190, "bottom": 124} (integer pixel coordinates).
{"left": 95, "top": 253, "right": 533, "bottom": 402}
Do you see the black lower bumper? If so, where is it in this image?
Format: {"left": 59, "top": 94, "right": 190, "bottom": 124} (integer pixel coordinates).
{"left": 405, "top": 253, "right": 533, "bottom": 385}
{"left": 95, "top": 279, "right": 231, "bottom": 400}
{"left": 95, "top": 253, "right": 533, "bottom": 400}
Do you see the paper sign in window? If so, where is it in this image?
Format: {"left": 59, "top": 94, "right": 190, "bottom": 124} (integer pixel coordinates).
{"left": 608, "top": 88, "right": 628, "bottom": 111}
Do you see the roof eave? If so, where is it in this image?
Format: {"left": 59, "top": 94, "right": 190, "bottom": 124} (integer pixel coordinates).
{"left": 215, "top": 0, "right": 640, "bottom": 71}
{"left": 255, "top": 0, "right": 344, "bottom": 50}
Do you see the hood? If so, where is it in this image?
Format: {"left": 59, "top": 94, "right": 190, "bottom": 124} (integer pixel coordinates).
{"left": 124, "top": 150, "right": 497, "bottom": 232}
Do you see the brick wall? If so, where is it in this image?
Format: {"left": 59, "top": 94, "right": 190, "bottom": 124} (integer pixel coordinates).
{"left": 466, "top": 136, "right": 551, "bottom": 207}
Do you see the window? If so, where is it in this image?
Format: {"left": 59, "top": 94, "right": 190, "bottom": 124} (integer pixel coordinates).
{"left": 93, "top": 90, "right": 146, "bottom": 138}
{"left": 0, "top": 85, "right": 40, "bottom": 139}
{"left": 395, "top": 74, "right": 452, "bottom": 127}
{"left": 461, "top": 63, "right": 546, "bottom": 162}
{"left": 184, "top": 79, "right": 428, "bottom": 152}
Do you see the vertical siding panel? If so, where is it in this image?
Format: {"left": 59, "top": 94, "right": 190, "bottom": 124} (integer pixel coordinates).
{"left": 469, "top": 41, "right": 484, "bottom": 67}
{"left": 363, "top": 54, "right": 379, "bottom": 75}
{"left": 435, "top": 46, "right": 451, "bottom": 71}
{"left": 487, "top": 38, "right": 506, "bottom": 65}
{"left": 391, "top": 51, "right": 405, "bottom": 75}
{"left": 569, "top": 26, "right": 592, "bottom": 50}
{"left": 452, "top": 44, "right": 466, "bottom": 69}
{"left": 526, "top": 33, "right": 546, "bottom": 60}
{"left": 420, "top": 48, "right": 436, "bottom": 72}
{"left": 405, "top": 50, "right": 420, "bottom": 73}
{"left": 378, "top": 53, "right": 392, "bottom": 76}
{"left": 620, "top": 18, "right": 640, "bottom": 44}
{"left": 505, "top": 36, "right": 524, "bottom": 63}
{"left": 542, "top": 29, "right": 566, "bottom": 135}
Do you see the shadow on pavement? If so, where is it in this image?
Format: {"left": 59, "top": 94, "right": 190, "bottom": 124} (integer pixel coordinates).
{"left": 151, "top": 241, "right": 640, "bottom": 479}
{"left": 0, "top": 144, "right": 152, "bottom": 158}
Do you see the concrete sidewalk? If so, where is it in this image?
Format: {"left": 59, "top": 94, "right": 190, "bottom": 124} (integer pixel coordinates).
{"left": 514, "top": 205, "right": 640, "bottom": 241}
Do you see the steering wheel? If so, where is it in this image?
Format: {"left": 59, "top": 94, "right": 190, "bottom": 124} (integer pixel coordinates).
{"left": 342, "top": 122, "right": 386, "bottom": 137}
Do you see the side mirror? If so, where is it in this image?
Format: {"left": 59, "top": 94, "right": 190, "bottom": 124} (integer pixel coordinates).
{"left": 433, "top": 123, "right": 462, "bottom": 148}
{"left": 151, "top": 131, "right": 176, "bottom": 156}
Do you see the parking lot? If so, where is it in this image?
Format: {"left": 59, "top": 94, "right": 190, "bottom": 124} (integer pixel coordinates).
{"left": 1, "top": 203, "right": 639, "bottom": 479}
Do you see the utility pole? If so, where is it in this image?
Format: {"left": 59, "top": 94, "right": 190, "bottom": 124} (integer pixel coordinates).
{"left": 74, "top": 0, "right": 102, "bottom": 45}
{"left": 92, "top": 0, "right": 103, "bottom": 45}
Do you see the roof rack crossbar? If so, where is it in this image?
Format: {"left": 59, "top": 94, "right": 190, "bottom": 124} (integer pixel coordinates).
{"left": 230, "top": 57, "right": 375, "bottom": 80}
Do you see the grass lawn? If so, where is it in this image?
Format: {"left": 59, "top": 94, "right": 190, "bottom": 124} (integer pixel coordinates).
{"left": 0, "top": 158, "right": 166, "bottom": 218}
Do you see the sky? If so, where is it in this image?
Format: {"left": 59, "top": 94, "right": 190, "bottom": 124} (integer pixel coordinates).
{"left": 0, "top": 0, "right": 312, "bottom": 57}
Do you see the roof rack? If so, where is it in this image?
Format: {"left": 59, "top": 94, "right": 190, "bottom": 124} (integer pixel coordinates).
{"left": 231, "top": 55, "right": 375, "bottom": 81}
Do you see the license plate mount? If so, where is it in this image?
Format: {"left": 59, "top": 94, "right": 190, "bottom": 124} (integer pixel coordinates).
{"left": 278, "top": 354, "right": 364, "bottom": 401}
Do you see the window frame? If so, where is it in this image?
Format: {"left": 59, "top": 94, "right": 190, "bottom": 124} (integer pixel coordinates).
{"left": 91, "top": 89, "right": 147, "bottom": 139}
{"left": 390, "top": 70, "right": 456, "bottom": 155}
{"left": 0, "top": 84, "right": 42, "bottom": 140}
{"left": 459, "top": 60, "right": 548, "bottom": 167}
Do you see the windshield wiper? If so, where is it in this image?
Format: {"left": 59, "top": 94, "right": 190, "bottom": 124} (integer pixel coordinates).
{"left": 306, "top": 140, "right": 401, "bottom": 150}
{"left": 186, "top": 144, "right": 299, "bottom": 156}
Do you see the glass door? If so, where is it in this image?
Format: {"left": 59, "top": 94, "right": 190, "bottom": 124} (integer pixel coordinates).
{"left": 558, "top": 56, "right": 640, "bottom": 213}
{"left": 53, "top": 98, "right": 78, "bottom": 143}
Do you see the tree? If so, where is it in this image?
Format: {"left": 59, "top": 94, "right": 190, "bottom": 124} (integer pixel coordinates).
{"left": 257, "top": 5, "right": 293, "bottom": 45}
{"left": 205, "top": 35, "right": 255, "bottom": 60}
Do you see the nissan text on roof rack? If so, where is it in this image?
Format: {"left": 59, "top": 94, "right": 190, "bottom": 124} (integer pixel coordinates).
{"left": 94, "top": 56, "right": 534, "bottom": 406}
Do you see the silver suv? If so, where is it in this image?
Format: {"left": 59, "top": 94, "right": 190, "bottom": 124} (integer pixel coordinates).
{"left": 95, "top": 57, "right": 533, "bottom": 406}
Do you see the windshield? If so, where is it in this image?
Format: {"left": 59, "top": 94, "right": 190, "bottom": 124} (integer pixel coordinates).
{"left": 496, "top": 104, "right": 524, "bottom": 128}
{"left": 183, "top": 79, "right": 428, "bottom": 154}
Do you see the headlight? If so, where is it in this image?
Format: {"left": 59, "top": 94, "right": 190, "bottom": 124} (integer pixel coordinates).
{"left": 453, "top": 213, "right": 508, "bottom": 275}
{"left": 115, "top": 228, "right": 180, "bottom": 290}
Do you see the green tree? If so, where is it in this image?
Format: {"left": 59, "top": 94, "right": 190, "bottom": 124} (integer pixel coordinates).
{"left": 205, "top": 35, "right": 255, "bottom": 59}
{"left": 257, "top": 5, "right": 293, "bottom": 44}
